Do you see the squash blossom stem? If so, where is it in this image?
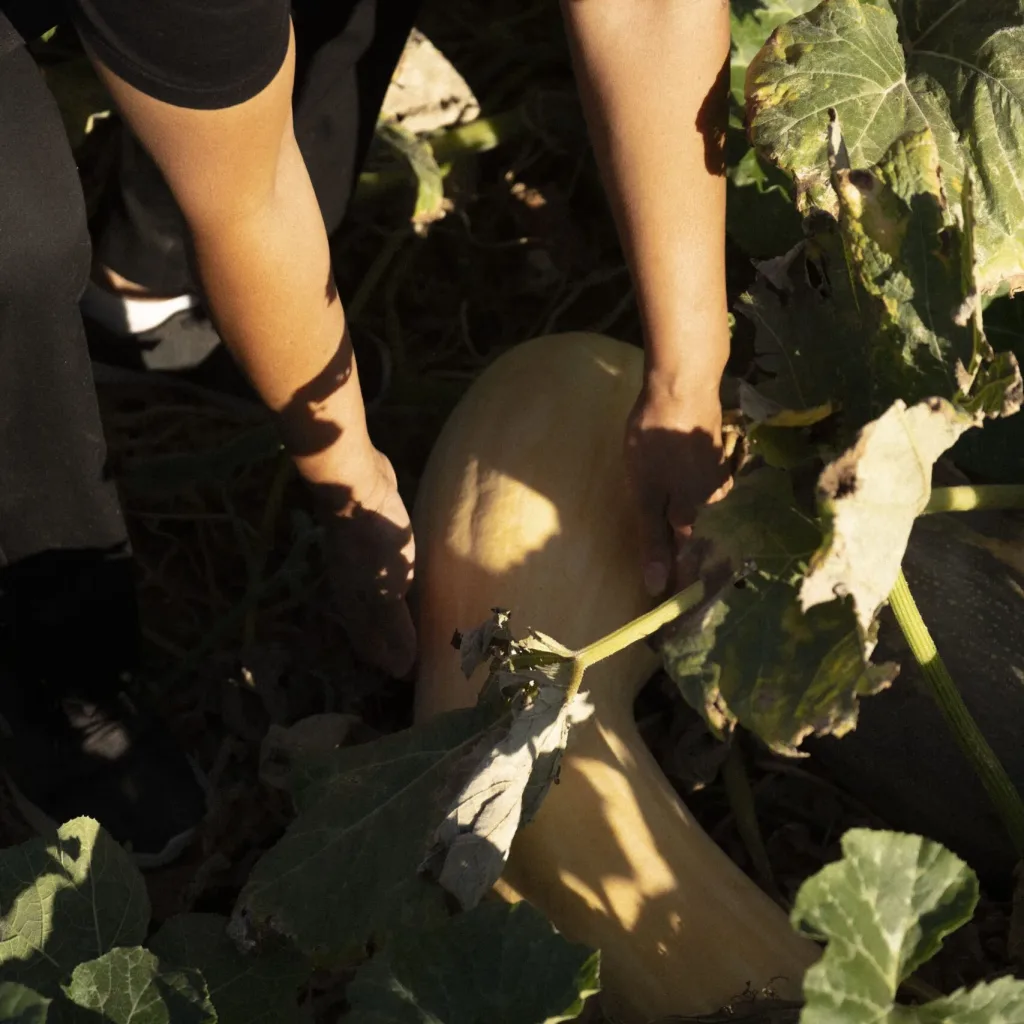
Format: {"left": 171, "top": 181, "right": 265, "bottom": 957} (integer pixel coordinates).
{"left": 566, "top": 581, "right": 705, "bottom": 699}
{"left": 924, "top": 484, "right": 1024, "bottom": 514}
{"left": 889, "top": 568, "right": 1024, "bottom": 855}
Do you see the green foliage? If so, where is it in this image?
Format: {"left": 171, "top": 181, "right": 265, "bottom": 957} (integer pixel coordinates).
{"left": 63, "top": 949, "right": 215, "bottom": 1024}
{"left": 0, "top": 818, "right": 149, "bottom": 997}
{"left": 746, "top": 0, "right": 1024, "bottom": 296}
{"left": 663, "top": 470, "right": 898, "bottom": 752}
{"left": 0, "top": 720, "right": 601, "bottom": 1023}
{"left": 666, "top": 24, "right": 1024, "bottom": 752}
{"left": 346, "top": 902, "right": 599, "bottom": 1024}
{"left": 149, "top": 915, "right": 307, "bottom": 1024}
{"left": 0, "top": 819, "right": 308, "bottom": 1022}
{"left": 725, "top": 1, "right": 819, "bottom": 257}
{"left": 0, "top": 983, "right": 50, "bottom": 1024}
{"left": 232, "top": 707, "right": 499, "bottom": 958}
{"left": 793, "top": 829, "right": 1024, "bottom": 1022}
{"left": 729, "top": 0, "right": 821, "bottom": 108}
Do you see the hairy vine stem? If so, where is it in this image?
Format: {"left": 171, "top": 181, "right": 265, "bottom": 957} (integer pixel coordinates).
{"left": 925, "top": 484, "right": 1024, "bottom": 514}
{"left": 889, "top": 568, "right": 1024, "bottom": 855}
{"left": 564, "top": 581, "right": 706, "bottom": 700}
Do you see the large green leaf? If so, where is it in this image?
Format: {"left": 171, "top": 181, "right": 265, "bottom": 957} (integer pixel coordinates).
{"left": 665, "top": 572, "right": 896, "bottom": 753}
{"left": 746, "top": 0, "right": 1024, "bottom": 294}
{"left": 793, "top": 828, "right": 1024, "bottom": 1022}
{"left": 730, "top": 0, "right": 822, "bottom": 106}
{"left": 832, "top": 130, "right": 974, "bottom": 397}
{"left": 345, "top": 901, "right": 600, "bottom": 1024}
{"left": 62, "top": 949, "right": 214, "bottom": 1024}
{"left": 662, "top": 470, "right": 897, "bottom": 753}
{"left": 737, "top": 227, "right": 871, "bottom": 425}
{"left": 232, "top": 706, "right": 501, "bottom": 960}
{"left": 0, "top": 818, "right": 149, "bottom": 997}
{"left": 0, "top": 983, "right": 50, "bottom": 1024}
{"left": 149, "top": 914, "right": 308, "bottom": 1024}
{"left": 739, "top": 129, "right": 1021, "bottom": 438}
{"left": 726, "top": 3, "right": 819, "bottom": 258}
{"left": 689, "top": 467, "right": 821, "bottom": 581}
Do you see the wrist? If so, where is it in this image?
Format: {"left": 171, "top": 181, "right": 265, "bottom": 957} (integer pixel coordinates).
{"left": 293, "top": 431, "right": 385, "bottom": 510}
{"left": 642, "top": 356, "right": 726, "bottom": 410}
{"left": 642, "top": 319, "right": 729, "bottom": 396}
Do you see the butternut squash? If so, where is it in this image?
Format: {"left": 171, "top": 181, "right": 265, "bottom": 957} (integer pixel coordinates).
{"left": 413, "top": 332, "right": 818, "bottom": 1021}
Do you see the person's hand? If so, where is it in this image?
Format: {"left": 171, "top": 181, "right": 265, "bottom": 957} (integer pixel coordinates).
{"left": 624, "top": 371, "right": 732, "bottom": 597}
{"left": 313, "top": 445, "right": 417, "bottom": 678}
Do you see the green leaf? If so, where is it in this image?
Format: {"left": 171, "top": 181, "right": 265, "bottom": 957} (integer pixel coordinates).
{"left": 832, "top": 130, "right": 975, "bottom": 399}
{"left": 690, "top": 467, "right": 822, "bottom": 582}
{"left": 345, "top": 901, "right": 600, "bottom": 1024}
{"left": 730, "top": 0, "right": 822, "bottom": 107}
{"left": 232, "top": 706, "right": 502, "bottom": 960}
{"left": 746, "top": 0, "right": 1024, "bottom": 295}
{"left": 0, "top": 983, "right": 51, "bottom": 1024}
{"left": 738, "top": 131, "right": 1021, "bottom": 439}
{"left": 149, "top": 914, "right": 308, "bottom": 1024}
{"left": 663, "top": 470, "right": 898, "bottom": 752}
{"left": 793, "top": 828, "right": 1024, "bottom": 1023}
{"left": 664, "top": 572, "right": 896, "bottom": 753}
{"left": 801, "top": 397, "right": 978, "bottom": 630}
{"left": 911, "top": 978, "right": 1024, "bottom": 1023}
{"left": 0, "top": 818, "right": 149, "bottom": 997}
{"left": 62, "top": 948, "right": 214, "bottom": 1024}
{"left": 737, "top": 227, "right": 880, "bottom": 431}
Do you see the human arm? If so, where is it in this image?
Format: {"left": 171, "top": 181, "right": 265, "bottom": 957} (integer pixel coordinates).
{"left": 86, "top": 26, "right": 416, "bottom": 676}
{"left": 559, "top": 0, "right": 732, "bottom": 593}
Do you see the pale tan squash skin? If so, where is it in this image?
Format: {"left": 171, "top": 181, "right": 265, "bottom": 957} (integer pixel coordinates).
{"left": 413, "top": 333, "right": 818, "bottom": 1020}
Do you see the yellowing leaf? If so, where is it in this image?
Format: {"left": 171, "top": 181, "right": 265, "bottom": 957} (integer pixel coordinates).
{"left": 801, "top": 398, "right": 978, "bottom": 629}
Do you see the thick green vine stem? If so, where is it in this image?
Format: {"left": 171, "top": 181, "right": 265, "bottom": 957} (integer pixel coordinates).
{"left": 925, "top": 484, "right": 1024, "bottom": 514}
{"left": 889, "top": 568, "right": 1024, "bottom": 855}
{"left": 564, "top": 581, "right": 706, "bottom": 699}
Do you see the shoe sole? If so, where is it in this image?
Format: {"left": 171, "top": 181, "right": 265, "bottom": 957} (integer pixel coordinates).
{"left": 2, "top": 770, "right": 197, "bottom": 870}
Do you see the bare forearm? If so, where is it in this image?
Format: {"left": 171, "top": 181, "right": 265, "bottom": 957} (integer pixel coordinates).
{"left": 560, "top": 0, "right": 731, "bottom": 391}
{"left": 187, "top": 139, "right": 374, "bottom": 493}
{"left": 90, "top": 31, "right": 375, "bottom": 500}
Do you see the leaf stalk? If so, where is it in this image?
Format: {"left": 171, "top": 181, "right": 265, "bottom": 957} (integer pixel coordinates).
{"left": 925, "top": 484, "right": 1024, "bottom": 514}
{"left": 889, "top": 568, "right": 1024, "bottom": 855}
{"left": 565, "top": 581, "right": 705, "bottom": 699}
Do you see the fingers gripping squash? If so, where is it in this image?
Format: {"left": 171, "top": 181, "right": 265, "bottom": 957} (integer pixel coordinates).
{"left": 413, "top": 333, "right": 817, "bottom": 1020}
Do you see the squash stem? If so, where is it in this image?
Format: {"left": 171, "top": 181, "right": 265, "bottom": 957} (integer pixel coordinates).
{"left": 924, "top": 484, "right": 1024, "bottom": 514}
{"left": 889, "top": 568, "right": 1024, "bottom": 855}
{"left": 566, "top": 581, "right": 705, "bottom": 699}
{"left": 722, "top": 740, "right": 780, "bottom": 903}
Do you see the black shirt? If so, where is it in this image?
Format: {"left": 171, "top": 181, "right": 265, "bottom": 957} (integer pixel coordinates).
{"left": 2, "top": 0, "right": 291, "bottom": 109}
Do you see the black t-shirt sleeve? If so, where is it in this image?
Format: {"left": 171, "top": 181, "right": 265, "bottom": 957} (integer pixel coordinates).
{"left": 70, "top": 0, "right": 291, "bottom": 110}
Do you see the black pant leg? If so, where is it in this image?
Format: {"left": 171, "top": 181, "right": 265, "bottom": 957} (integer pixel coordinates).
{"left": 91, "top": 0, "right": 422, "bottom": 295}
{"left": 0, "top": 17, "right": 138, "bottom": 692}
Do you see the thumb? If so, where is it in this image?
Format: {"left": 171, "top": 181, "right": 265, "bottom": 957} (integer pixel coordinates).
{"left": 638, "top": 496, "right": 674, "bottom": 597}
